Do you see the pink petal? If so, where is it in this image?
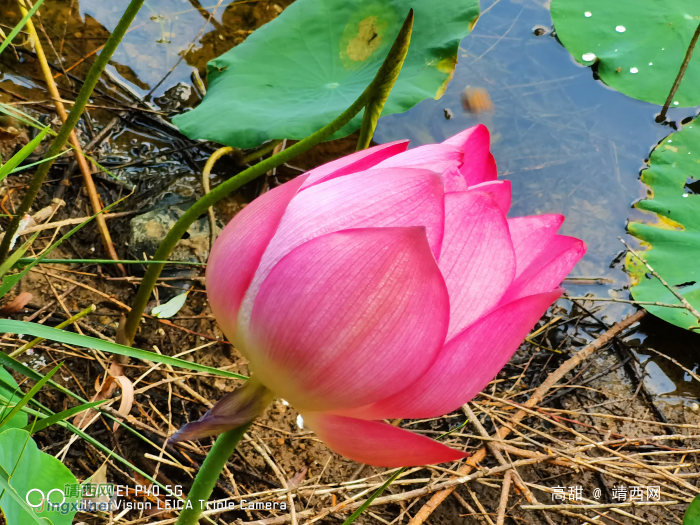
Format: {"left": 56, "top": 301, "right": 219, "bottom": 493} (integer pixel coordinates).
{"left": 239, "top": 168, "right": 445, "bottom": 326}
{"left": 370, "top": 143, "right": 463, "bottom": 173}
{"left": 503, "top": 235, "right": 586, "bottom": 303}
{"left": 439, "top": 191, "right": 515, "bottom": 340}
{"left": 508, "top": 215, "right": 564, "bottom": 279}
{"left": 442, "top": 125, "right": 497, "bottom": 185}
{"left": 442, "top": 165, "right": 469, "bottom": 193}
{"left": 303, "top": 413, "right": 467, "bottom": 467}
{"left": 206, "top": 176, "right": 306, "bottom": 343}
{"left": 246, "top": 227, "right": 450, "bottom": 413}
{"left": 300, "top": 140, "right": 409, "bottom": 190}
{"left": 469, "top": 180, "right": 512, "bottom": 214}
{"left": 339, "top": 290, "right": 562, "bottom": 420}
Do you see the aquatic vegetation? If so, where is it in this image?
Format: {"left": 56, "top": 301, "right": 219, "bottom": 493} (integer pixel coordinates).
{"left": 176, "top": 126, "right": 586, "bottom": 466}
{"left": 173, "top": 0, "right": 480, "bottom": 148}
{"left": 626, "top": 118, "right": 700, "bottom": 330}
{"left": 552, "top": 0, "right": 700, "bottom": 106}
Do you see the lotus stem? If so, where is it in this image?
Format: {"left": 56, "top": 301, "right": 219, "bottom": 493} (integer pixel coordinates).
{"left": 243, "top": 139, "right": 283, "bottom": 164}
{"left": 175, "top": 423, "right": 251, "bottom": 525}
{"left": 122, "top": 10, "right": 415, "bottom": 345}
{"left": 356, "top": 9, "right": 414, "bottom": 150}
{"left": 0, "top": 0, "right": 146, "bottom": 263}
{"left": 657, "top": 22, "right": 700, "bottom": 123}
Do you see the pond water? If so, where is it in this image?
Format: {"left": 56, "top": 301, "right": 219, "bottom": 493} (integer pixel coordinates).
{"left": 1, "top": 0, "right": 699, "bottom": 402}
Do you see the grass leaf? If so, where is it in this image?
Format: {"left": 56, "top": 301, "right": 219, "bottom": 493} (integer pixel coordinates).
{"left": 0, "top": 0, "right": 46, "bottom": 57}
{"left": 23, "top": 399, "right": 107, "bottom": 433}
{"left": 0, "top": 320, "right": 245, "bottom": 379}
{"left": 0, "top": 126, "right": 50, "bottom": 182}
{"left": 0, "top": 363, "right": 61, "bottom": 430}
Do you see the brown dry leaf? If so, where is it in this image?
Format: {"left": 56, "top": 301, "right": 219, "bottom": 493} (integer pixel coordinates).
{"left": 287, "top": 466, "right": 308, "bottom": 489}
{"left": 73, "top": 359, "right": 132, "bottom": 430}
{"left": 74, "top": 374, "right": 115, "bottom": 430}
{"left": 0, "top": 291, "right": 33, "bottom": 315}
{"left": 112, "top": 373, "right": 134, "bottom": 432}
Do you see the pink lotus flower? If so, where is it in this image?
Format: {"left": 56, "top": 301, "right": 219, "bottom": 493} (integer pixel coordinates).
{"left": 179, "top": 125, "right": 585, "bottom": 467}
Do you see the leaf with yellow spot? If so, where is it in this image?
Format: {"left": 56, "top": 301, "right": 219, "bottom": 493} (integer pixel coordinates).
{"left": 173, "top": 0, "right": 479, "bottom": 148}
{"left": 626, "top": 118, "right": 700, "bottom": 330}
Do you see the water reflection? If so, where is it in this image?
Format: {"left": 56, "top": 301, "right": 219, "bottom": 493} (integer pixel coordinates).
{"left": 627, "top": 315, "right": 700, "bottom": 401}
{"left": 0, "top": 0, "right": 289, "bottom": 104}
{"left": 376, "top": 0, "right": 700, "bottom": 296}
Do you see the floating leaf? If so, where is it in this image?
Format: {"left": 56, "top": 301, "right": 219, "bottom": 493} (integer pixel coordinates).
{"left": 173, "top": 0, "right": 480, "bottom": 148}
{"left": 151, "top": 291, "right": 188, "bottom": 319}
{"left": 626, "top": 118, "right": 700, "bottom": 330}
{"left": 0, "top": 429, "right": 78, "bottom": 525}
{"left": 551, "top": 0, "right": 700, "bottom": 106}
{"left": 0, "top": 368, "right": 27, "bottom": 431}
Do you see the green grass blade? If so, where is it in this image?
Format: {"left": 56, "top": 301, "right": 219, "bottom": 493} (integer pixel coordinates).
{"left": 342, "top": 468, "right": 405, "bottom": 525}
{"left": 17, "top": 258, "right": 206, "bottom": 266}
{"left": 0, "top": 353, "right": 84, "bottom": 401}
{"left": 0, "top": 363, "right": 61, "bottom": 430}
{"left": 7, "top": 149, "right": 72, "bottom": 175}
{"left": 0, "top": 194, "right": 128, "bottom": 299}
{"left": 0, "top": 365, "right": 188, "bottom": 479}
{"left": 22, "top": 399, "right": 107, "bottom": 433}
{"left": 0, "top": 320, "right": 245, "bottom": 379}
{"left": 0, "top": 0, "right": 46, "bottom": 57}
{"left": 0, "top": 126, "right": 50, "bottom": 182}
{"left": 0, "top": 232, "right": 38, "bottom": 279}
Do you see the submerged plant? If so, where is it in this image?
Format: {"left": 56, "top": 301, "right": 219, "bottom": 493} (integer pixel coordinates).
{"left": 174, "top": 125, "right": 586, "bottom": 467}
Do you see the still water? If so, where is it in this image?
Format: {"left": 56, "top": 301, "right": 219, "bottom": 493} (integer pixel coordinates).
{"left": 1, "top": 0, "right": 698, "bottom": 401}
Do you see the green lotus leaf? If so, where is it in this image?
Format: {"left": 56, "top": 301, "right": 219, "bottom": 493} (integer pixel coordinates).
{"left": 173, "top": 0, "right": 480, "bottom": 148}
{"left": 551, "top": 0, "right": 700, "bottom": 106}
{"left": 626, "top": 118, "right": 700, "bottom": 330}
{"left": 0, "top": 429, "right": 78, "bottom": 525}
{"left": 0, "top": 367, "right": 28, "bottom": 431}
{"left": 685, "top": 494, "right": 700, "bottom": 525}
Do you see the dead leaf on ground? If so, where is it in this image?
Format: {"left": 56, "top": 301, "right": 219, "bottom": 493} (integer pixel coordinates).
{"left": 0, "top": 291, "right": 33, "bottom": 315}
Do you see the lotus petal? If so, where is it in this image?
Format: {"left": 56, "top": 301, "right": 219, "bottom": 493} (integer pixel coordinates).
{"left": 304, "top": 412, "right": 467, "bottom": 467}
{"left": 206, "top": 176, "right": 306, "bottom": 343}
{"left": 371, "top": 143, "right": 464, "bottom": 173}
{"left": 504, "top": 235, "right": 586, "bottom": 302}
{"left": 339, "top": 290, "right": 562, "bottom": 420}
{"left": 469, "top": 180, "right": 512, "bottom": 214}
{"left": 300, "top": 140, "right": 409, "bottom": 190}
{"left": 239, "top": 168, "right": 445, "bottom": 328}
{"left": 439, "top": 191, "right": 515, "bottom": 340}
{"left": 442, "top": 124, "right": 497, "bottom": 185}
{"left": 246, "top": 227, "right": 450, "bottom": 412}
{"left": 507, "top": 215, "right": 564, "bottom": 279}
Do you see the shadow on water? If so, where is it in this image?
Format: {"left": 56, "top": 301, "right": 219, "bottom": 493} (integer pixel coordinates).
{"left": 1, "top": 0, "right": 699, "bottom": 402}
